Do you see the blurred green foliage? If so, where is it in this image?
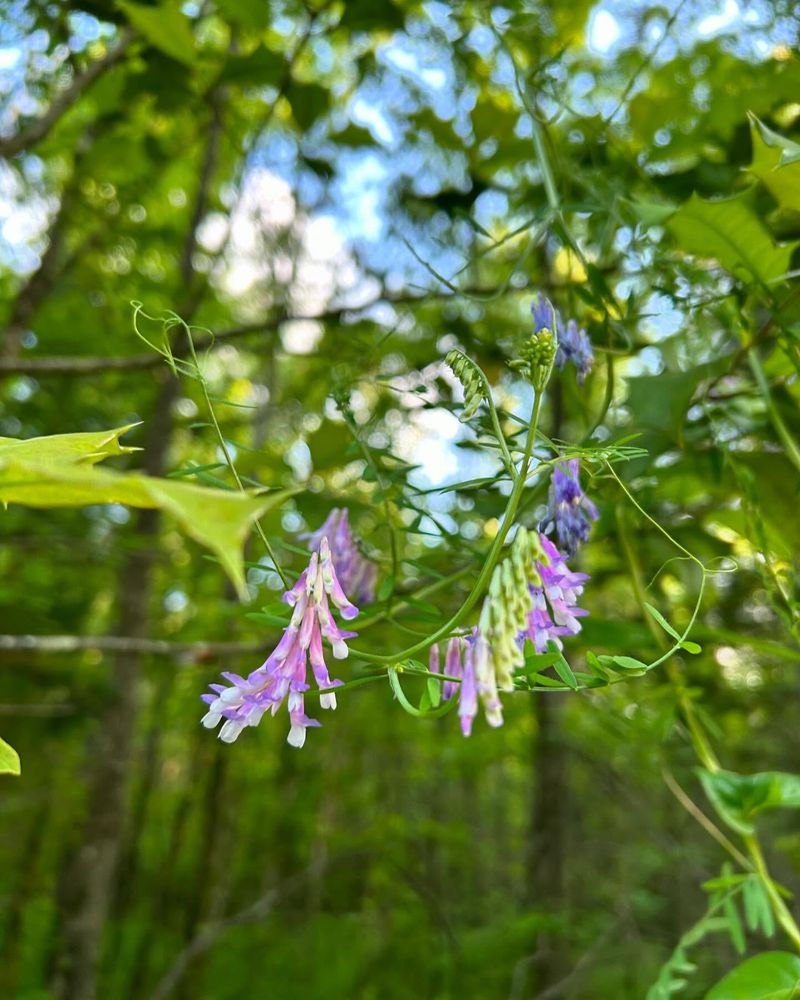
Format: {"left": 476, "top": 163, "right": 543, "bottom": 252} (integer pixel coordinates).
{"left": 1, "top": 1, "right": 800, "bottom": 999}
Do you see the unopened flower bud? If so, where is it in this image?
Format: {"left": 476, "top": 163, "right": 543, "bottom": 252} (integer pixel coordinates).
{"left": 445, "top": 349, "right": 488, "bottom": 421}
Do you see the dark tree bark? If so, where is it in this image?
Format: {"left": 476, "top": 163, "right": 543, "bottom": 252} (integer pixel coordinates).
{"left": 526, "top": 378, "right": 570, "bottom": 995}
{"left": 49, "top": 96, "right": 225, "bottom": 1000}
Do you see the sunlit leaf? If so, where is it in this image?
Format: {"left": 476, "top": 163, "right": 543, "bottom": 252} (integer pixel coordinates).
{"left": 0, "top": 737, "right": 20, "bottom": 777}
{"left": 705, "top": 952, "right": 800, "bottom": 999}
{"left": 668, "top": 191, "right": 797, "bottom": 285}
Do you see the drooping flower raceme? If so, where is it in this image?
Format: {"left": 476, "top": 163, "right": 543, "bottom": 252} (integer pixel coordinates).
{"left": 428, "top": 528, "right": 590, "bottom": 737}
{"left": 301, "top": 507, "right": 377, "bottom": 604}
{"left": 201, "top": 536, "right": 358, "bottom": 749}
{"left": 524, "top": 534, "right": 589, "bottom": 654}
{"left": 545, "top": 459, "right": 599, "bottom": 556}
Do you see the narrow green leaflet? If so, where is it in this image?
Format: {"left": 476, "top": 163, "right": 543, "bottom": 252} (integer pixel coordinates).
{"left": 0, "top": 424, "right": 140, "bottom": 465}
{"left": 644, "top": 602, "right": 681, "bottom": 640}
{"left": 705, "top": 952, "right": 800, "bottom": 999}
{"left": 748, "top": 115, "right": 800, "bottom": 213}
{"left": 0, "top": 456, "right": 295, "bottom": 599}
{"left": 667, "top": 191, "right": 797, "bottom": 285}
{"left": 0, "top": 738, "right": 20, "bottom": 776}
{"left": 698, "top": 769, "right": 800, "bottom": 835}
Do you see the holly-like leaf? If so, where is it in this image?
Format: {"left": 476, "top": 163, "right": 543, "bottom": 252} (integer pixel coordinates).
{"left": 0, "top": 456, "right": 295, "bottom": 599}
{"left": 0, "top": 424, "right": 140, "bottom": 465}
{"left": 748, "top": 115, "right": 800, "bottom": 213}
{"left": 668, "top": 191, "right": 797, "bottom": 285}
{"left": 705, "top": 951, "right": 800, "bottom": 999}
{"left": 0, "top": 737, "right": 20, "bottom": 776}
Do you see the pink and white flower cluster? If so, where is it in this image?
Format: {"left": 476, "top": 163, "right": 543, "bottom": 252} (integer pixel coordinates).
{"left": 201, "top": 537, "right": 358, "bottom": 749}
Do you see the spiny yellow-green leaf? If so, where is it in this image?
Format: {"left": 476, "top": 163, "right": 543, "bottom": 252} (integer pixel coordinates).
{"left": 667, "top": 191, "right": 797, "bottom": 285}
{"left": 0, "top": 737, "right": 20, "bottom": 776}
{"left": 0, "top": 424, "right": 141, "bottom": 465}
{"left": 142, "top": 478, "right": 295, "bottom": 599}
{"left": 0, "top": 457, "right": 295, "bottom": 599}
{"left": 747, "top": 114, "right": 800, "bottom": 213}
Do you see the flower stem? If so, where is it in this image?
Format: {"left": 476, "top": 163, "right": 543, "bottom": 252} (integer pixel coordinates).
{"left": 351, "top": 388, "right": 544, "bottom": 664}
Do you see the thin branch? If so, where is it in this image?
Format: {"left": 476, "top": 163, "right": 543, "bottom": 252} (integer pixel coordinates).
{"left": 0, "top": 28, "right": 134, "bottom": 158}
{"left": 0, "top": 285, "right": 533, "bottom": 377}
{"left": 0, "top": 634, "right": 264, "bottom": 657}
{"left": 147, "top": 852, "right": 368, "bottom": 1000}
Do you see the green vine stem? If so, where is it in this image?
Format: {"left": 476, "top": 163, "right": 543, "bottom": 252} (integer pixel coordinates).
{"left": 351, "top": 387, "right": 544, "bottom": 665}
{"left": 610, "top": 463, "right": 800, "bottom": 953}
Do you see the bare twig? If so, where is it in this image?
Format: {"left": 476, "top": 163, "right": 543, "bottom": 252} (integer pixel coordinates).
{"left": 0, "top": 284, "right": 532, "bottom": 376}
{"left": 147, "top": 853, "right": 368, "bottom": 1000}
{"left": 0, "top": 29, "right": 134, "bottom": 158}
{"left": 662, "top": 767, "right": 752, "bottom": 871}
{"left": 0, "top": 634, "right": 264, "bottom": 657}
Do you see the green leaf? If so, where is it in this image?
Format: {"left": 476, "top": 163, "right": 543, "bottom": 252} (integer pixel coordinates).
{"left": 668, "top": 191, "right": 797, "bottom": 285}
{"left": 625, "top": 198, "right": 677, "bottom": 227}
{"left": 598, "top": 655, "right": 649, "bottom": 674}
{"left": 287, "top": 81, "right": 330, "bottom": 130}
{"left": 218, "top": 46, "right": 284, "bottom": 88}
{"left": 0, "top": 737, "right": 20, "bottom": 776}
{"left": 698, "top": 769, "right": 800, "bottom": 835}
{"left": 118, "top": 1, "right": 196, "bottom": 66}
{"left": 722, "top": 885, "right": 746, "bottom": 956}
{"left": 0, "top": 423, "right": 140, "bottom": 465}
{"left": 680, "top": 640, "right": 702, "bottom": 655}
{"left": 339, "top": 0, "right": 405, "bottom": 32}
{"left": 705, "top": 952, "right": 800, "bottom": 999}
{"left": 748, "top": 115, "right": 800, "bottom": 213}
{"left": 0, "top": 455, "right": 295, "bottom": 599}
{"left": 214, "top": 0, "right": 270, "bottom": 28}
{"left": 644, "top": 602, "right": 681, "bottom": 641}
{"left": 550, "top": 646, "right": 578, "bottom": 690}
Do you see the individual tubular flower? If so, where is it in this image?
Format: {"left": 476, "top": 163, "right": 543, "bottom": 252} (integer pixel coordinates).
{"left": 531, "top": 291, "right": 559, "bottom": 336}
{"left": 200, "top": 536, "right": 358, "bottom": 749}
{"left": 301, "top": 507, "right": 377, "bottom": 604}
{"left": 545, "top": 459, "right": 599, "bottom": 556}
{"left": 458, "top": 635, "right": 479, "bottom": 736}
{"left": 443, "top": 636, "right": 462, "bottom": 702}
{"left": 554, "top": 317, "right": 593, "bottom": 383}
{"left": 524, "top": 534, "right": 589, "bottom": 654}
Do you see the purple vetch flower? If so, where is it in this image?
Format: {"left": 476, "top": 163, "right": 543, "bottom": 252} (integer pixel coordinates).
{"left": 301, "top": 508, "right": 377, "bottom": 604}
{"left": 554, "top": 317, "right": 593, "bottom": 383}
{"left": 433, "top": 630, "right": 501, "bottom": 736}
{"left": 459, "top": 637, "right": 478, "bottom": 736}
{"left": 531, "top": 292, "right": 559, "bottom": 335}
{"left": 428, "top": 634, "right": 481, "bottom": 735}
{"left": 523, "top": 534, "right": 589, "bottom": 654}
{"left": 545, "top": 459, "right": 599, "bottom": 556}
{"left": 443, "top": 637, "right": 462, "bottom": 702}
{"left": 473, "top": 629, "right": 503, "bottom": 731}
{"left": 200, "top": 537, "right": 358, "bottom": 748}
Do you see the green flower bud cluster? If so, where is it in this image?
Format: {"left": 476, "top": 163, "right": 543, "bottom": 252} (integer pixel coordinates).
{"left": 477, "top": 526, "right": 545, "bottom": 694}
{"left": 508, "top": 329, "right": 557, "bottom": 391}
{"left": 445, "top": 349, "right": 487, "bottom": 421}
